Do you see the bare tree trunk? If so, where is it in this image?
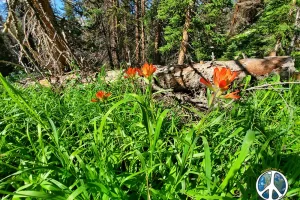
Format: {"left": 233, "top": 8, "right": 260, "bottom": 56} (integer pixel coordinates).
{"left": 123, "top": 0, "right": 131, "bottom": 64}
{"left": 178, "top": 0, "right": 195, "bottom": 65}
{"left": 155, "top": 57, "right": 295, "bottom": 91}
{"left": 30, "top": 0, "right": 69, "bottom": 71}
{"left": 290, "top": 6, "right": 300, "bottom": 51}
{"left": 110, "top": 0, "right": 119, "bottom": 68}
{"left": 141, "top": 0, "right": 145, "bottom": 63}
{"left": 5, "top": 0, "right": 83, "bottom": 75}
{"left": 269, "top": 39, "right": 282, "bottom": 56}
{"left": 124, "top": 17, "right": 130, "bottom": 64}
{"left": 102, "top": 21, "right": 114, "bottom": 67}
{"left": 135, "top": 0, "right": 140, "bottom": 65}
{"left": 154, "top": 20, "right": 161, "bottom": 64}
{"left": 93, "top": 57, "right": 295, "bottom": 92}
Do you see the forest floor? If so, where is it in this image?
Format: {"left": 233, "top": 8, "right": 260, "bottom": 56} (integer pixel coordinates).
{"left": 0, "top": 70, "right": 300, "bottom": 199}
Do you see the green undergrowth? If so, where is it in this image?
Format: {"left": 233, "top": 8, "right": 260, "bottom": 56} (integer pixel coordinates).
{"left": 0, "top": 72, "right": 299, "bottom": 199}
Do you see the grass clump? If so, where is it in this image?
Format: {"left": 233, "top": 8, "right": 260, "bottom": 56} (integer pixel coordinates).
{"left": 0, "top": 70, "right": 299, "bottom": 199}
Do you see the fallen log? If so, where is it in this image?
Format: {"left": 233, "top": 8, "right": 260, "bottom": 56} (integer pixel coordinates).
{"left": 27, "top": 56, "right": 296, "bottom": 93}
{"left": 19, "top": 56, "right": 296, "bottom": 110}
{"left": 153, "top": 56, "right": 296, "bottom": 91}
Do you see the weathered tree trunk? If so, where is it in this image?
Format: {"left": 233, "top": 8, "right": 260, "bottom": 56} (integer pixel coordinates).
{"left": 35, "top": 56, "right": 296, "bottom": 110}
{"left": 290, "top": 5, "right": 300, "bottom": 52}
{"left": 178, "top": 0, "right": 195, "bottom": 65}
{"left": 154, "top": 57, "right": 295, "bottom": 91}
{"left": 123, "top": 0, "right": 131, "bottom": 64}
{"left": 4, "top": 0, "right": 83, "bottom": 75}
{"left": 269, "top": 39, "right": 282, "bottom": 56}
{"left": 141, "top": 0, "right": 146, "bottom": 63}
{"left": 102, "top": 21, "right": 114, "bottom": 67}
{"left": 30, "top": 0, "right": 69, "bottom": 72}
{"left": 154, "top": 21, "right": 161, "bottom": 64}
{"left": 135, "top": 0, "right": 140, "bottom": 65}
{"left": 110, "top": 0, "right": 119, "bottom": 67}
{"left": 86, "top": 57, "right": 295, "bottom": 91}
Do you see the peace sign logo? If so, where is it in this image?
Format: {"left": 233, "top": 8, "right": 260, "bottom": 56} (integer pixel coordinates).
{"left": 256, "top": 170, "right": 288, "bottom": 200}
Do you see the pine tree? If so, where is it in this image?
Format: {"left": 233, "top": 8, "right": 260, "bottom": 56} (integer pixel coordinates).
{"left": 192, "top": 0, "right": 233, "bottom": 61}
{"left": 223, "top": 0, "right": 296, "bottom": 59}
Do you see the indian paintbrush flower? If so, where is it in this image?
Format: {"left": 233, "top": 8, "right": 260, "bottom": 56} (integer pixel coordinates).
{"left": 124, "top": 67, "right": 140, "bottom": 79}
{"left": 200, "top": 67, "right": 240, "bottom": 100}
{"left": 91, "top": 90, "right": 111, "bottom": 102}
{"left": 223, "top": 90, "right": 240, "bottom": 99}
{"left": 138, "top": 62, "right": 157, "bottom": 78}
{"left": 200, "top": 67, "right": 238, "bottom": 92}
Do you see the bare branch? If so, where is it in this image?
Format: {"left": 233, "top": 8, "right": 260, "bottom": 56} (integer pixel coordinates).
{"left": 245, "top": 82, "right": 300, "bottom": 91}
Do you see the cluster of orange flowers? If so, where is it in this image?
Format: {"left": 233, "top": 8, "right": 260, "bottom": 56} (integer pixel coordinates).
{"left": 91, "top": 63, "right": 156, "bottom": 102}
{"left": 91, "top": 65, "right": 240, "bottom": 103}
{"left": 124, "top": 62, "right": 157, "bottom": 79}
{"left": 91, "top": 91, "right": 111, "bottom": 102}
{"left": 200, "top": 67, "right": 240, "bottom": 99}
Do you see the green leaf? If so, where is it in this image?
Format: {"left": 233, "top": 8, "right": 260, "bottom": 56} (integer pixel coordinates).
{"left": 201, "top": 136, "right": 212, "bottom": 193}
{"left": 151, "top": 109, "right": 169, "bottom": 154}
{"left": 0, "top": 73, "right": 48, "bottom": 128}
{"left": 99, "top": 97, "right": 132, "bottom": 143}
{"left": 67, "top": 185, "right": 86, "bottom": 200}
{"left": 218, "top": 130, "right": 256, "bottom": 192}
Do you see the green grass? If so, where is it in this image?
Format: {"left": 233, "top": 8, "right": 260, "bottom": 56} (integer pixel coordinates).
{"left": 0, "top": 72, "right": 300, "bottom": 199}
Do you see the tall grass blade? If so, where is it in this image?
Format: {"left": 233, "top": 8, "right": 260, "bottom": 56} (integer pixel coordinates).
{"left": 99, "top": 98, "right": 132, "bottom": 143}
{"left": 37, "top": 124, "right": 47, "bottom": 164}
{"left": 201, "top": 136, "right": 212, "bottom": 193}
{"left": 49, "top": 118, "right": 59, "bottom": 146}
{"left": 150, "top": 109, "right": 169, "bottom": 154}
{"left": 67, "top": 185, "right": 86, "bottom": 200}
{"left": 214, "top": 127, "right": 244, "bottom": 152}
{"left": 218, "top": 130, "right": 256, "bottom": 192}
{"left": 0, "top": 73, "right": 48, "bottom": 128}
{"left": 7, "top": 190, "right": 58, "bottom": 198}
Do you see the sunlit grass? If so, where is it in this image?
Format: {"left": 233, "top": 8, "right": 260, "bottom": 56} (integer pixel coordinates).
{"left": 0, "top": 72, "right": 299, "bottom": 199}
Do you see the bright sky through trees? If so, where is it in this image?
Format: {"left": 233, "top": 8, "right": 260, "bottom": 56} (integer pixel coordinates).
{"left": 52, "top": 0, "right": 65, "bottom": 16}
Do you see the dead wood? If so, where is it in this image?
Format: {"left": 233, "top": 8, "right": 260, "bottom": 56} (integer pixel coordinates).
{"left": 18, "top": 56, "right": 297, "bottom": 110}
{"left": 4, "top": 0, "right": 84, "bottom": 76}
{"left": 153, "top": 56, "right": 295, "bottom": 91}
{"left": 25, "top": 56, "right": 296, "bottom": 90}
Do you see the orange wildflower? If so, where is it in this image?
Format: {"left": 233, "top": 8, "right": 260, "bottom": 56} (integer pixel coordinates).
{"left": 223, "top": 91, "right": 240, "bottom": 99}
{"left": 91, "top": 98, "right": 98, "bottom": 102}
{"left": 200, "top": 67, "right": 238, "bottom": 92}
{"left": 124, "top": 67, "right": 139, "bottom": 79}
{"left": 138, "top": 62, "right": 156, "bottom": 78}
{"left": 91, "top": 90, "right": 111, "bottom": 102}
{"left": 200, "top": 77, "right": 213, "bottom": 91}
{"left": 200, "top": 67, "right": 240, "bottom": 100}
{"left": 213, "top": 67, "right": 238, "bottom": 91}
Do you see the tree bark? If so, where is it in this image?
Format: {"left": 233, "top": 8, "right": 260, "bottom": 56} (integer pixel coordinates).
{"left": 110, "top": 0, "right": 119, "bottom": 68}
{"left": 155, "top": 57, "right": 295, "bottom": 91}
{"left": 178, "top": 0, "right": 195, "bottom": 65}
{"left": 28, "top": 0, "right": 73, "bottom": 72}
{"left": 5, "top": 0, "right": 83, "bottom": 75}
{"left": 290, "top": 6, "right": 300, "bottom": 51}
{"left": 123, "top": 0, "right": 131, "bottom": 64}
{"left": 135, "top": 0, "right": 140, "bottom": 65}
{"left": 101, "top": 21, "right": 114, "bottom": 67}
{"left": 154, "top": 20, "right": 161, "bottom": 64}
{"left": 141, "top": 0, "right": 145, "bottom": 63}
